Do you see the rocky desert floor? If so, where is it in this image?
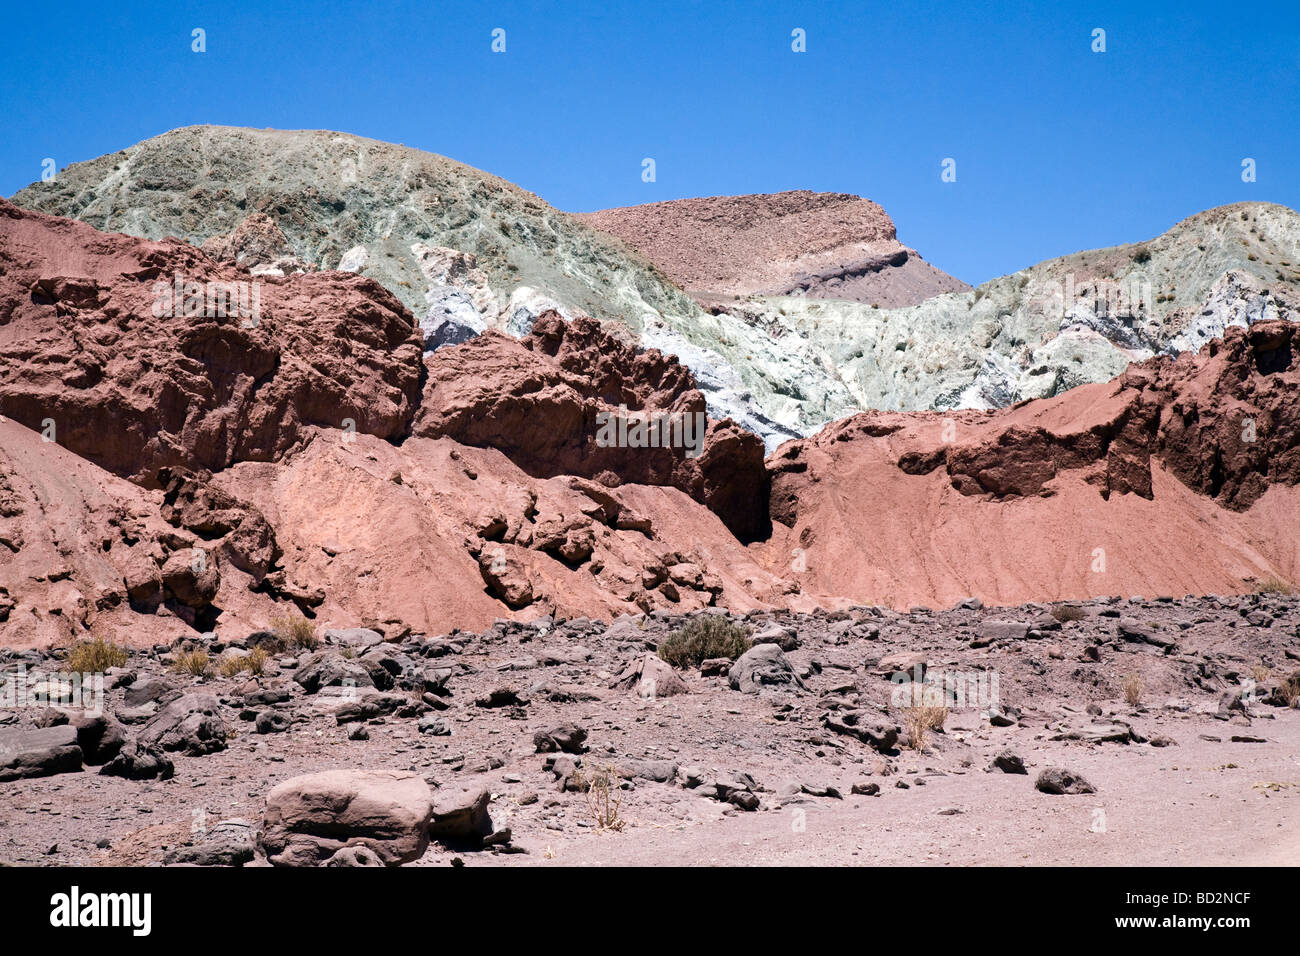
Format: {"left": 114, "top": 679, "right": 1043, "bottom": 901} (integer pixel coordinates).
{"left": 3, "top": 594, "right": 1297, "bottom": 867}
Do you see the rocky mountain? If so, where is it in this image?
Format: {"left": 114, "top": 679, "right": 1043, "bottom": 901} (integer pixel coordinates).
{"left": 575, "top": 190, "right": 968, "bottom": 308}
{"left": 15, "top": 129, "right": 1300, "bottom": 451}
{"left": 11, "top": 126, "right": 817, "bottom": 449}
{"left": 0, "top": 199, "right": 788, "bottom": 647}
{"left": 1, "top": 199, "right": 1297, "bottom": 651}
{"left": 719, "top": 203, "right": 1300, "bottom": 420}
{"left": 9, "top": 126, "right": 695, "bottom": 331}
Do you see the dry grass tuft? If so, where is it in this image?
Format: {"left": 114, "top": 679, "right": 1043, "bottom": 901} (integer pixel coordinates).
{"left": 904, "top": 704, "right": 948, "bottom": 751}
{"left": 173, "top": 649, "right": 210, "bottom": 677}
{"left": 1050, "top": 604, "right": 1089, "bottom": 623}
{"left": 1253, "top": 575, "right": 1296, "bottom": 596}
{"left": 270, "top": 612, "right": 318, "bottom": 651}
{"left": 64, "top": 637, "right": 129, "bottom": 672}
{"left": 574, "top": 761, "right": 626, "bottom": 832}
{"left": 1280, "top": 674, "right": 1300, "bottom": 708}
{"left": 1122, "top": 672, "right": 1144, "bottom": 707}
{"left": 218, "top": 646, "right": 269, "bottom": 678}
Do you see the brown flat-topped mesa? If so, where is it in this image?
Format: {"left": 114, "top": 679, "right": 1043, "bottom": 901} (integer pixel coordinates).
{"left": 575, "top": 190, "right": 969, "bottom": 307}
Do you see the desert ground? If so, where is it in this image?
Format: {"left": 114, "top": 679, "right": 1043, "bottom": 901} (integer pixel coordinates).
{"left": 3, "top": 596, "right": 1296, "bottom": 867}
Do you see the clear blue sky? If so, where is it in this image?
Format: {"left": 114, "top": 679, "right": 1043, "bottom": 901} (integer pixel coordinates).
{"left": 2, "top": 0, "right": 1297, "bottom": 285}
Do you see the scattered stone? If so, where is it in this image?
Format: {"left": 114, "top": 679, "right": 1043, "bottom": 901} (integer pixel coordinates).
{"left": 0, "top": 725, "right": 84, "bottom": 781}
{"left": 294, "top": 652, "right": 374, "bottom": 694}
{"left": 123, "top": 677, "right": 174, "bottom": 708}
{"left": 1035, "top": 768, "right": 1096, "bottom": 795}
{"left": 750, "top": 624, "right": 800, "bottom": 651}
{"left": 261, "top": 769, "right": 433, "bottom": 866}
{"left": 32, "top": 706, "right": 69, "bottom": 728}
{"left": 325, "top": 845, "right": 385, "bottom": 867}
{"left": 418, "top": 715, "right": 452, "bottom": 737}
{"left": 138, "top": 693, "right": 228, "bottom": 755}
{"left": 612, "top": 653, "right": 689, "bottom": 698}
{"left": 323, "top": 628, "right": 385, "bottom": 653}
{"left": 533, "top": 723, "right": 587, "bottom": 754}
{"left": 255, "top": 710, "right": 291, "bottom": 734}
{"left": 800, "top": 782, "right": 842, "bottom": 799}
{"left": 699, "top": 657, "right": 731, "bottom": 677}
{"left": 823, "top": 710, "right": 900, "bottom": 752}
{"left": 1117, "top": 618, "right": 1176, "bottom": 651}
{"left": 73, "top": 714, "right": 126, "bottom": 765}
{"left": 873, "top": 650, "right": 929, "bottom": 681}
{"left": 163, "top": 819, "right": 255, "bottom": 867}
{"left": 621, "top": 759, "right": 678, "bottom": 783}
{"left": 729, "top": 643, "right": 804, "bottom": 694}
{"left": 428, "top": 787, "right": 493, "bottom": 847}
{"left": 98, "top": 740, "right": 174, "bottom": 780}
{"left": 475, "top": 686, "right": 525, "bottom": 708}
{"left": 988, "top": 749, "right": 1028, "bottom": 774}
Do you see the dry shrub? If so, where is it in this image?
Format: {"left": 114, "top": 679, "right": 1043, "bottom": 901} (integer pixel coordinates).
{"left": 245, "top": 646, "right": 269, "bottom": 675}
{"left": 904, "top": 704, "right": 948, "bottom": 751}
{"left": 1122, "top": 672, "right": 1144, "bottom": 707}
{"left": 574, "top": 762, "right": 626, "bottom": 832}
{"left": 1281, "top": 674, "right": 1300, "bottom": 708}
{"left": 657, "top": 615, "right": 750, "bottom": 669}
{"left": 65, "top": 637, "right": 128, "bottom": 672}
{"left": 218, "top": 646, "right": 269, "bottom": 678}
{"left": 217, "top": 654, "right": 245, "bottom": 678}
{"left": 1254, "top": 576, "right": 1296, "bottom": 596}
{"left": 173, "top": 649, "right": 210, "bottom": 677}
{"left": 270, "top": 612, "right": 318, "bottom": 650}
{"left": 1050, "top": 604, "right": 1088, "bottom": 623}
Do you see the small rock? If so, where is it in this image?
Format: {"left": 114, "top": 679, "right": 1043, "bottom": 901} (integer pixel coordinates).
{"left": 1035, "top": 768, "right": 1096, "bottom": 795}
{"left": 988, "top": 749, "right": 1028, "bottom": 774}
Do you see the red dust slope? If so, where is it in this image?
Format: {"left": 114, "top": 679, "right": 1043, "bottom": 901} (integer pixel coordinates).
{"left": 764, "top": 322, "right": 1300, "bottom": 607}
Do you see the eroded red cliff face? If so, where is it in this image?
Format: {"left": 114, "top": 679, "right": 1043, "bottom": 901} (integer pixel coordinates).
{"left": 0, "top": 198, "right": 423, "bottom": 486}
{"left": 415, "top": 313, "right": 770, "bottom": 542}
{"left": 1, "top": 198, "right": 1298, "bottom": 649}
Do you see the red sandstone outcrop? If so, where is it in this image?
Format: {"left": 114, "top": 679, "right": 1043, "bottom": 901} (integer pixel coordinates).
{"left": 0, "top": 198, "right": 423, "bottom": 487}
{"left": 414, "top": 313, "right": 771, "bottom": 542}
{"left": 2, "top": 198, "right": 1298, "bottom": 650}
{"left": 874, "top": 321, "right": 1300, "bottom": 509}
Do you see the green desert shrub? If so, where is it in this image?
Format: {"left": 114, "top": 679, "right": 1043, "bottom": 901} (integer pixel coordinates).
{"left": 657, "top": 616, "right": 751, "bottom": 669}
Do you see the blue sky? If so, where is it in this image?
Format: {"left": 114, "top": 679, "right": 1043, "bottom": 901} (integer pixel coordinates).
{"left": 2, "top": 0, "right": 1297, "bottom": 285}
